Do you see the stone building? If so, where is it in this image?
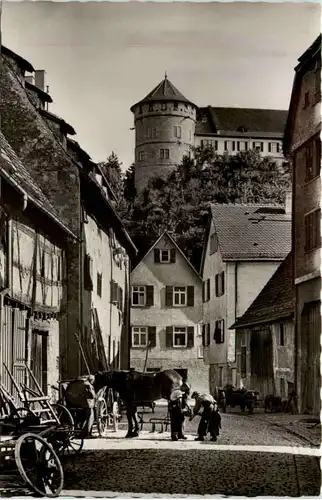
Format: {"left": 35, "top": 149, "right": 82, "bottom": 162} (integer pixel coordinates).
{"left": 131, "top": 76, "right": 288, "bottom": 192}
{"left": 283, "top": 34, "right": 321, "bottom": 415}
{"left": 0, "top": 131, "right": 76, "bottom": 397}
{"left": 231, "top": 253, "right": 295, "bottom": 399}
{"left": 130, "top": 231, "right": 208, "bottom": 393}
{"left": 200, "top": 203, "right": 291, "bottom": 394}
{"left": 0, "top": 45, "right": 137, "bottom": 382}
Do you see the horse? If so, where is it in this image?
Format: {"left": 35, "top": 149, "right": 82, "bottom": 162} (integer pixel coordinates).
{"left": 93, "top": 369, "right": 183, "bottom": 437}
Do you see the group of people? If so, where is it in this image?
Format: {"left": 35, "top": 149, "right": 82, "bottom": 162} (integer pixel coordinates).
{"left": 168, "top": 382, "right": 222, "bottom": 442}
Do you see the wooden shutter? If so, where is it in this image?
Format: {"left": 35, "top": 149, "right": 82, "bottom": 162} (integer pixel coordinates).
{"left": 111, "top": 280, "right": 118, "bottom": 303}
{"left": 118, "top": 286, "right": 123, "bottom": 311}
{"left": 202, "top": 282, "right": 205, "bottom": 303}
{"left": 148, "top": 326, "right": 156, "bottom": 348}
{"left": 202, "top": 324, "right": 205, "bottom": 346}
{"left": 187, "top": 286, "right": 194, "bottom": 306}
{"left": 146, "top": 285, "right": 154, "bottom": 306}
{"left": 84, "top": 254, "right": 93, "bottom": 291}
{"left": 207, "top": 324, "right": 210, "bottom": 346}
{"left": 268, "top": 142, "right": 272, "bottom": 153}
{"left": 154, "top": 249, "right": 160, "bottom": 263}
{"left": 207, "top": 279, "right": 210, "bottom": 301}
{"left": 170, "top": 249, "right": 176, "bottom": 263}
{"left": 129, "top": 326, "right": 132, "bottom": 347}
{"left": 221, "top": 272, "right": 225, "bottom": 295}
{"left": 187, "top": 326, "right": 194, "bottom": 347}
{"left": 165, "top": 286, "right": 173, "bottom": 307}
{"left": 166, "top": 326, "right": 173, "bottom": 347}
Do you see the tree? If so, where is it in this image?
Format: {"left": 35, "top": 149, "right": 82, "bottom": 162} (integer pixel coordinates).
{"left": 119, "top": 148, "right": 292, "bottom": 270}
{"left": 98, "top": 152, "right": 123, "bottom": 201}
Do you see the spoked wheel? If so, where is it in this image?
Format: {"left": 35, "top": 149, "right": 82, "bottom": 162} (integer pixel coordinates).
{"left": 97, "top": 398, "right": 109, "bottom": 437}
{"left": 15, "top": 433, "right": 64, "bottom": 498}
{"left": 49, "top": 404, "right": 79, "bottom": 456}
{"left": 59, "top": 433, "right": 84, "bottom": 456}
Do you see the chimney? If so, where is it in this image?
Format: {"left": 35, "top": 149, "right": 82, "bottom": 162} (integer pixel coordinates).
{"left": 25, "top": 74, "right": 35, "bottom": 86}
{"left": 285, "top": 190, "right": 292, "bottom": 215}
{"left": 34, "top": 70, "right": 46, "bottom": 91}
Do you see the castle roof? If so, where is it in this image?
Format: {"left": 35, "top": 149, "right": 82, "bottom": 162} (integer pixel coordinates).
{"left": 231, "top": 252, "right": 294, "bottom": 329}
{"left": 196, "top": 106, "right": 288, "bottom": 137}
{"left": 131, "top": 75, "right": 196, "bottom": 111}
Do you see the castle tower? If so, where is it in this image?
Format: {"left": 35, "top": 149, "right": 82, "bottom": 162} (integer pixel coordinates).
{"left": 131, "top": 74, "right": 197, "bottom": 192}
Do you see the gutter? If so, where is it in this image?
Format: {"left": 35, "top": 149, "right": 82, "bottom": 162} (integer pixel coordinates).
{"left": 0, "top": 166, "right": 79, "bottom": 241}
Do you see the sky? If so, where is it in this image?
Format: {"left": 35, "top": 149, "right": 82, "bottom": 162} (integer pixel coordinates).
{"left": 1, "top": 1, "right": 321, "bottom": 169}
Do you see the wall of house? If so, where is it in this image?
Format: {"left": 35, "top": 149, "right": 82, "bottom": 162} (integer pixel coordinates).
{"left": 82, "top": 214, "right": 128, "bottom": 371}
{"left": 133, "top": 101, "right": 196, "bottom": 191}
{"left": 195, "top": 135, "right": 284, "bottom": 163}
{"left": 235, "top": 320, "right": 294, "bottom": 398}
{"left": 130, "top": 235, "right": 208, "bottom": 393}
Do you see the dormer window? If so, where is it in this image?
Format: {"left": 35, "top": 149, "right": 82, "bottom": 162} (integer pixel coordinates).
{"left": 161, "top": 103, "right": 167, "bottom": 111}
{"left": 154, "top": 248, "right": 176, "bottom": 263}
{"left": 253, "top": 141, "right": 264, "bottom": 152}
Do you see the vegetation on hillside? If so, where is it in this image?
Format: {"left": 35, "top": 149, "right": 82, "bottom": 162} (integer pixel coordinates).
{"left": 102, "top": 147, "right": 291, "bottom": 271}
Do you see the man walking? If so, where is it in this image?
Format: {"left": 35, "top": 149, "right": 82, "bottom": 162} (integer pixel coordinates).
{"left": 190, "top": 391, "right": 221, "bottom": 441}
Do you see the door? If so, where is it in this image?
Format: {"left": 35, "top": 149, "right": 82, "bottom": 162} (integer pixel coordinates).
{"left": 31, "top": 330, "right": 48, "bottom": 395}
{"left": 301, "top": 301, "right": 321, "bottom": 414}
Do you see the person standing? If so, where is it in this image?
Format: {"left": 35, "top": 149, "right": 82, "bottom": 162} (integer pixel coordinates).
{"left": 190, "top": 391, "right": 221, "bottom": 441}
{"left": 168, "top": 389, "right": 189, "bottom": 441}
{"left": 64, "top": 375, "right": 96, "bottom": 437}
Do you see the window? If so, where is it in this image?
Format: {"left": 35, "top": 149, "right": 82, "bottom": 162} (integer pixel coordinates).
{"left": 214, "top": 320, "right": 225, "bottom": 343}
{"left": 279, "top": 324, "right": 285, "bottom": 346}
{"left": 132, "top": 286, "right": 146, "bottom": 306}
{"left": 173, "top": 327, "right": 187, "bottom": 347}
{"left": 304, "top": 209, "right": 321, "bottom": 252}
{"left": 160, "top": 149, "right": 170, "bottom": 160}
{"left": 166, "top": 285, "right": 194, "bottom": 307}
{"left": 149, "top": 103, "right": 153, "bottom": 112}
{"left": 305, "top": 138, "right": 321, "bottom": 182}
{"left": 201, "top": 139, "right": 218, "bottom": 150}
{"left": 215, "top": 272, "right": 225, "bottom": 297}
{"left": 174, "top": 103, "right": 178, "bottom": 111}
{"left": 304, "top": 91, "right": 310, "bottom": 108}
{"left": 154, "top": 248, "right": 176, "bottom": 263}
{"left": 210, "top": 233, "right": 218, "bottom": 254}
{"left": 173, "top": 126, "right": 182, "bottom": 139}
{"left": 132, "top": 327, "right": 148, "bottom": 347}
{"left": 224, "top": 140, "right": 235, "bottom": 152}
{"left": 161, "top": 103, "right": 167, "bottom": 111}
{"left": 203, "top": 279, "right": 210, "bottom": 302}
{"left": 97, "top": 272, "right": 102, "bottom": 297}
{"left": 148, "top": 127, "right": 157, "bottom": 139}
{"left": 237, "top": 141, "right": 248, "bottom": 152}
{"left": 268, "top": 142, "right": 280, "bottom": 154}
{"left": 197, "top": 346, "right": 204, "bottom": 359}
{"left": 138, "top": 151, "right": 145, "bottom": 162}
{"left": 253, "top": 141, "right": 264, "bottom": 152}
{"left": 173, "top": 287, "right": 187, "bottom": 306}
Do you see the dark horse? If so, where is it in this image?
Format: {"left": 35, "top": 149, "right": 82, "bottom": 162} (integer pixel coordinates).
{"left": 94, "top": 369, "right": 183, "bottom": 437}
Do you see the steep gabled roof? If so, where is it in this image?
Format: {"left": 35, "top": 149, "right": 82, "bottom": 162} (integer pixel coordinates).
{"left": 0, "top": 131, "right": 77, "bottom": 239}
{"left": 131, "top": 75, "right": 196, "bottom": 111}
{"left": 231, "top": 252, "right": 294, "bottom": 329}
{"left": 196, "top": 106, "right": 287, "bottom": 136}
{"left": 1, "top": 46, "right": 35, "bottom": 73}
{"left": 131, "top": 230, "right": 202, "bottom": 279}
{"left": 206, "top": 204, "right": 291, "bottom": 263}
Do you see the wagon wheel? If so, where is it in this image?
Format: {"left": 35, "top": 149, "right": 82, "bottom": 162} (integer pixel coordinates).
{"left": 15, "top": 433, "right": 64, "bottom": 498}
{"left": 57, "top": 432, "right": 84, "bottom": 456}
{"left": 97, "top": 398, "right": 109, "bottom": 436}
{"left": 52, "top": 404, "right": 74, "bottom": 433}
{"left": 49, "top": 404, "right": 77, "bottom": 456}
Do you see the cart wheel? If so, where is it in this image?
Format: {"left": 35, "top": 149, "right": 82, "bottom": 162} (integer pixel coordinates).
{"left": 15, "top": 433, "right": 64, "bottom": 498}
{"left": 52, "top": 404, "right": 74, "bottom": 433}
{"left": 61, "top": 433, "right": 84, "bottom": 456}
{"left": 97, "top": 399, "right": 109, "bottom": 436}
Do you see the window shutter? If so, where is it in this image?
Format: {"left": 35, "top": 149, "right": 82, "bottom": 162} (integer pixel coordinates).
{"left": 202, "top": 325, "right": 205, "bottom": 346}
{"left": 165, "top": 286, "right": 173, "bottom": 307}
{"left": 268, "top": 143, "right": 272, "bottom": 153}
{"left": 221, "top": 320, "right": 225, "bottom": 343}
{"left": 170, "top": 248, "right": 176, "bottom": 263}
{"left": 146, "top": 285, "right": 154, "bottom": 306}
{"left": 221, "top": 272, "right": 225, "bottom": 295}
{"left": 111, "top": 280, "right": 118, "bottom": 303}
{"left": 166, "top": 326, "right": 173, "bottom": 347}
{"left": 202, "top": 282, "right": 205, "bottom": 303}
{"left": 118, "top": 286, "right": 123, "bottom": 310}
{"left": 154, "top": 249, "right": 160, "bottom": 263}
{"left": 187, "top": 326, "right": 194, "bottom": 347}
{"left": 148, "top": 326, "right": 156, "bottom": 348}
{"left": 207, "top": 324, "right": 211, "bottom": 346}
{"left": 207, "top": 279, "right": 210, "bottom": 301}
{"left": 84, "top": 255, "right": 93, "bottom": 291}
{"left": 187, "top": 286, "right": 194, "bottom": 306}
{"left": 215, "top": 274, "right": 218, "bottom": 297}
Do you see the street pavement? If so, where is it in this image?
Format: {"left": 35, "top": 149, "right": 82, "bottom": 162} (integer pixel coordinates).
{"left": 60, "top": 410, "right": 321, "bottom": 497}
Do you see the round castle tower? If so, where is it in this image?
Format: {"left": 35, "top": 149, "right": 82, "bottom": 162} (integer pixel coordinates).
{"left": 130, "top": 74, "right": 197, "bottom": 192}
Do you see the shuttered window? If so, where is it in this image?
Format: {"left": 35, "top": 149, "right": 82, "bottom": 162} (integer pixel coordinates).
{"left": 154, "top": 248, "right": 176, "bottom": 263}
{"left": 202, "top": 324, "right": 211, "bottom": 346}
{"left": 304, "top": 209, "right": 321, "bottom": 252}
{"left": 203, "top": 280, "right": 210, "bottom": 302}
{"left": 97, "top": 273, "right": 102, "bottom": 297}
{"left": 166, "top": 286, "right": 194, "bottom": 307}
{"left": 215, "top": 272, "right": 225, "bottom": 296}
{"left": 84, "top": 254, "right": 93, "bottom": 291}
{"left": 214, "top": 320, "right": 225, "bottom": 344}
{"left": 132, "top": 326, "right": 148, "bottom": 347}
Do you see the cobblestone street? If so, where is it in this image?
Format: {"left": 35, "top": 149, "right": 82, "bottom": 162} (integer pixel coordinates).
{"left": 59, "top": 409, "right": 320, "bottom": 497}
